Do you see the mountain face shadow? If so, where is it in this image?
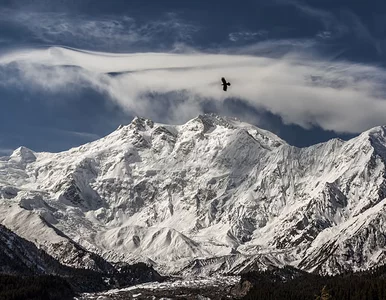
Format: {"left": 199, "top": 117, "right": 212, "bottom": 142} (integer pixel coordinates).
{"left": 0, "top": 224, "right": 163, "bottom": 294}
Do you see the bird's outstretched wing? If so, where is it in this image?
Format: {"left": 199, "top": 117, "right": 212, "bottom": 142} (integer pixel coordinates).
{"left": 221, "top": 77, "right": 227, "bottom": 84}
{"left": 223, "top": 85, "right": 228, "bottom": 91}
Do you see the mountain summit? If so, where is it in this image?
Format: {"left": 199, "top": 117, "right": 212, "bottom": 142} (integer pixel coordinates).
{"left": 0, "top": 115, "right": 385, "bottom": 275}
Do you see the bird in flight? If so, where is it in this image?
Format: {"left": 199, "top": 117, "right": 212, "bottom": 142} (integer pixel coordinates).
{"left": 221, "top": 77, "right": 231, "bottom": 91}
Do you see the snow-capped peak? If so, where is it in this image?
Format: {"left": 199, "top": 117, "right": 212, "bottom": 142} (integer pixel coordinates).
{"left": 9, "top": 146, "right": 36, "bottom": 164}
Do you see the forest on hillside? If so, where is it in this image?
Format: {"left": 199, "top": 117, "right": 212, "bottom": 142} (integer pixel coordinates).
{"left": 0, "top": 275, "right": 74, "bottom": 300}
{"left": 242, "top": 265, "right": 386, "bottom": 300}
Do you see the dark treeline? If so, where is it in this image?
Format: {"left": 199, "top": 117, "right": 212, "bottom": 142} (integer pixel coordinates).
{"left": 242, "top": 265, "right": 386, "bottom": 300}
{"left": 0, "top": 224, "right": 165, "bottom": 299}
{"left": 0, "top": 262, "right": 164, "bottom": 300}
{"left": 0, "top": 275, "right": 74, "bottom": 300}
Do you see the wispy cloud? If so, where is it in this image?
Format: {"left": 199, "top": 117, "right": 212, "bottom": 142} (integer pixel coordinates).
{"left": 0, "top": 9, "right": 199, "bottom": 51}
{"left": 0, "top": 148, "right": 13, "bottom": 156}
{"left": 276, "top": 0, "right": 386, "bottom": 56}
{"left": 223, "top": 38, "right": 318, "bottom": 58}
{"left": 1, "top": 46, "right": 386, "bottom": 134}
{"left": 316, "top": 31, "right": 332, "bottom": 40}
{"left": 294, "top": 3, "right": 348, "bottom": 38}
{"left": 47, "top": 128, "right": 100, "bottom": 140}
{"left": 229, "top": 30, "right": 269, "bottom": 42}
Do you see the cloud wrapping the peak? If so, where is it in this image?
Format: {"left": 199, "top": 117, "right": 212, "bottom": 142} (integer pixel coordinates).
{"left": 1, "top": 46, "right": 386, "bottom": 133}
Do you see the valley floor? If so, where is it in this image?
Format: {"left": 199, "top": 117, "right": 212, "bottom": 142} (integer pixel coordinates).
{"left": 78, "top": 276, "right": 243, "bottom": 300}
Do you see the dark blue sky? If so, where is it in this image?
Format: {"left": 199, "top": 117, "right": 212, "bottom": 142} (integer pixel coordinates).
{"left": 1, "top": 0, "right": 386, "bottom": 154}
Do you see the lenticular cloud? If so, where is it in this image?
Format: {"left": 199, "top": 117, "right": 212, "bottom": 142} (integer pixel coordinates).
{"left": 1, "top": 46, "right": 386, "bottom": 133}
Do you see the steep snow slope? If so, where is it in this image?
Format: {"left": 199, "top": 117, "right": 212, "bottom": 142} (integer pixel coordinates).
{"left": 1, "top": 114, "right": 386, "bottom": 275}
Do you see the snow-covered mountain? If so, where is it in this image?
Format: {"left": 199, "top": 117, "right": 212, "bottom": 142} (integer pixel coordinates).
{"left": 1, "top": 114, "right": 386, "bottom": 275}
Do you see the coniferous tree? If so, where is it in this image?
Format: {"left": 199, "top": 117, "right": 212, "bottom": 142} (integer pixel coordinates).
{"left": 315, "top": 285, "right": 332, "bottom": 300}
